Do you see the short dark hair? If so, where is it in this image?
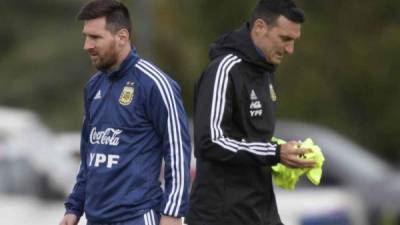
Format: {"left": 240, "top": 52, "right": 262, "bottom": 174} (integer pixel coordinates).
{"left": 250, "top": 0, "right": 305, "bottom": 28}
{"left": 77, "top": 0, "right": 131, "bottom": 35}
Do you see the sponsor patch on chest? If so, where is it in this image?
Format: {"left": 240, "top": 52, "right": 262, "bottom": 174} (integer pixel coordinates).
{"left": 90, "top": 127, "right": 122, "bottom": 146}
{"left": 249, "top": 89, "right": 263, "bottom": 117}
{"left": 89, "top": 153, "right": 120, "bottom": 168}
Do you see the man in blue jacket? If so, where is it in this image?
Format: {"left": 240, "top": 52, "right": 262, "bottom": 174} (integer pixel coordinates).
{"left": 59, "top": 1, "right": 191, "bottom": 225}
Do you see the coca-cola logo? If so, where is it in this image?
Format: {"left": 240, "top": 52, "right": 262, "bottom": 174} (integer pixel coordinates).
{"left": 90, "top": 127, "right": 122, "bottom": 146}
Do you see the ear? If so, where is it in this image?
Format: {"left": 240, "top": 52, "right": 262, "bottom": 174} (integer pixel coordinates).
{"left": 253, "top": 18, "right": 269, "bottom": 35}
{"left": 116, "top": 28, "right": 130, "bottom": 46}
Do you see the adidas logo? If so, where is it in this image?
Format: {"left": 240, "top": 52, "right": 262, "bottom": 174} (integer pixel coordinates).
{"left": 94, "top": 90, "right": 102, "bottom": 100}
{"left": 250, "top": 90, "right": 258, "bottom": 101}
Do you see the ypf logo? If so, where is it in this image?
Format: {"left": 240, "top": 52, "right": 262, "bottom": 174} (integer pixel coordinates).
{"left": 89, "top": 153, "right": 119, "bottom": 168}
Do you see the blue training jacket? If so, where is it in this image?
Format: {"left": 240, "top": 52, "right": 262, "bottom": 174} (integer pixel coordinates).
{"left": 65, "top": 49, "right": 191, "bottom": 223}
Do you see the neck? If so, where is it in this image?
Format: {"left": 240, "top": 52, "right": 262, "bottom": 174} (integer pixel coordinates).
{"left": 108, "top": 45, "right": 131, "bottom": 72}
{"left": 250, "top": 30, "right": 275, "bottom": 65}
{"left": 250, "top": 30, "right": 265, "bottom": 59}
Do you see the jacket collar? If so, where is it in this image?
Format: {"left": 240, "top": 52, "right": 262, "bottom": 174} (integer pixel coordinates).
{"left": 209, "top": 23, "right": 276, "bottom": 72}
{"left": 104, "top": 48, "right": 139, "bottom": 79}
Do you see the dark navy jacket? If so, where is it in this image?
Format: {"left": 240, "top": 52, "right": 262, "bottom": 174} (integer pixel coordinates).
{"left": 65, "top": 49, "right": 191, "bottom": 223}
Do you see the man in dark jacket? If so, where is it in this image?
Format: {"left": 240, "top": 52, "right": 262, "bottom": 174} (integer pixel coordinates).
{"left": 186, "top": 1, "right": 315, "bottom": 225}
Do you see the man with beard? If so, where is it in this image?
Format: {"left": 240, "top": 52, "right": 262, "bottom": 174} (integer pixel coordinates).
{"left": 59, "top": 1, "right": 191, "bottom": 225}
{"left": 186, "top": 0, "right": 315, "bottom": 225}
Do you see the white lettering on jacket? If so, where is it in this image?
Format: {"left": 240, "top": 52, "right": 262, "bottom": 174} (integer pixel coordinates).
{"left": 90, "top": 127, "right": 122, "bottom": 146}
{"left": 250, "top": 101, "right": 262, "bottom": 109}
{"left": 250, "top": 110, "right": 263, "bottom": 117}
{"left": 89, "top": 153, "right": 120, "bottom": 168}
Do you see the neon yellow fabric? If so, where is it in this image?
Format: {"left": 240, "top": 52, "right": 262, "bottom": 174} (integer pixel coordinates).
{"left": 271, "top": 137, "right": 325, "bottom": 190}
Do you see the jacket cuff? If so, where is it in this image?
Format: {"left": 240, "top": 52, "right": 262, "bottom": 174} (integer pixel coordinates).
{"left": 263, "top": 144, "right": 280, "bottom": 166}
{"left": 272, "top": 144, "right": 281, "bottom": 165}
{"left": 65, "top": 209, "right": 83, "bottom": 218}
{"left": 160, "top": 213, "right": 183, "bottom": 218}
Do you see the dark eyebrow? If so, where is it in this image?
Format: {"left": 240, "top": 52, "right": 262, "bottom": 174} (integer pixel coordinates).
{"left": 280, "top": 35, "right": 295, "bottom": 42}
{"left": 82, "top": 32, "right": 101, "bottom": 39}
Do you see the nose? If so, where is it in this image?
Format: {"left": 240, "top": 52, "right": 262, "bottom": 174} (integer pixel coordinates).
{"left": 83, "top": 37, "right": 94, "bottom": 51}
{"left": 285, "top": 42, "right": 294, "bottom": 55}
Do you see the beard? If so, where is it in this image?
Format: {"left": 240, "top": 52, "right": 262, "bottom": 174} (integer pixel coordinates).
{"left": 94, "top": 54, "right": 118, "bottom": 71}
{"left": 89, "top": 42, "right": 119, "bottom": 71}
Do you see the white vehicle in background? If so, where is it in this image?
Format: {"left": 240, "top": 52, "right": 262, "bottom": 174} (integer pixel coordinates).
{"left": 0, "top": 106, "right": 77, "bottom": 198}
{"left": 275, "top": 120, "right": 400, "bottom": 225}
{"left": 276, "top": 188, "right": 367, "bottom": 225}
{"left": 54, "top": 131, "right": 82, "bottom": 193}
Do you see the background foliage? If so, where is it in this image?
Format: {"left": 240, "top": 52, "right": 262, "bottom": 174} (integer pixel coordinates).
{"left": 0, "top": 0, "right": 399, "bottom": 163}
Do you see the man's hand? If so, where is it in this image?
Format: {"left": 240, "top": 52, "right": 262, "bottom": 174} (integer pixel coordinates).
{"left": 59, "top": 213, "right": 79, "bottom": 225}
{"left": 280, "top": 141, "right": 316, "bottom": 168}
{"left": 160, "top": 215, "right": 182, "bottom": 225}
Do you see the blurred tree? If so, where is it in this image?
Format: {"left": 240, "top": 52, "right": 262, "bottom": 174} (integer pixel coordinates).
{"left": 0, "top": 0, "right": 398, "bottom": 162}
{"left": 276, "top": 0, "right": 400, "bottom": 161}
{"left": 0, "top": 0, "right": 90, "bottom": 129}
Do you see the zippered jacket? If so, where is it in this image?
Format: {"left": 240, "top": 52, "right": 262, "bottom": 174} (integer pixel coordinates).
{"left": 65, "top": 49, "right": 191, "bottom": 223}
{"left": 187, "top": 23, "right": 283, "bottom": 225}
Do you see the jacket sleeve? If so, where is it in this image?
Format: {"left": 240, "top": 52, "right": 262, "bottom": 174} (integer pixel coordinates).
{"left": 194, "top": 54, "right": 280, "bottom": 166}
{"left": 145, "top": 74, "right": 191, "bottom": 218}
{"left": 64, "top": 86, "right": 91, "bottom": 217}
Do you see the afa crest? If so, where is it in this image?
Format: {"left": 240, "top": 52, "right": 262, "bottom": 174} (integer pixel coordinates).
{"left": 119, "top": 81, "right": 135, "bottom": 106}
